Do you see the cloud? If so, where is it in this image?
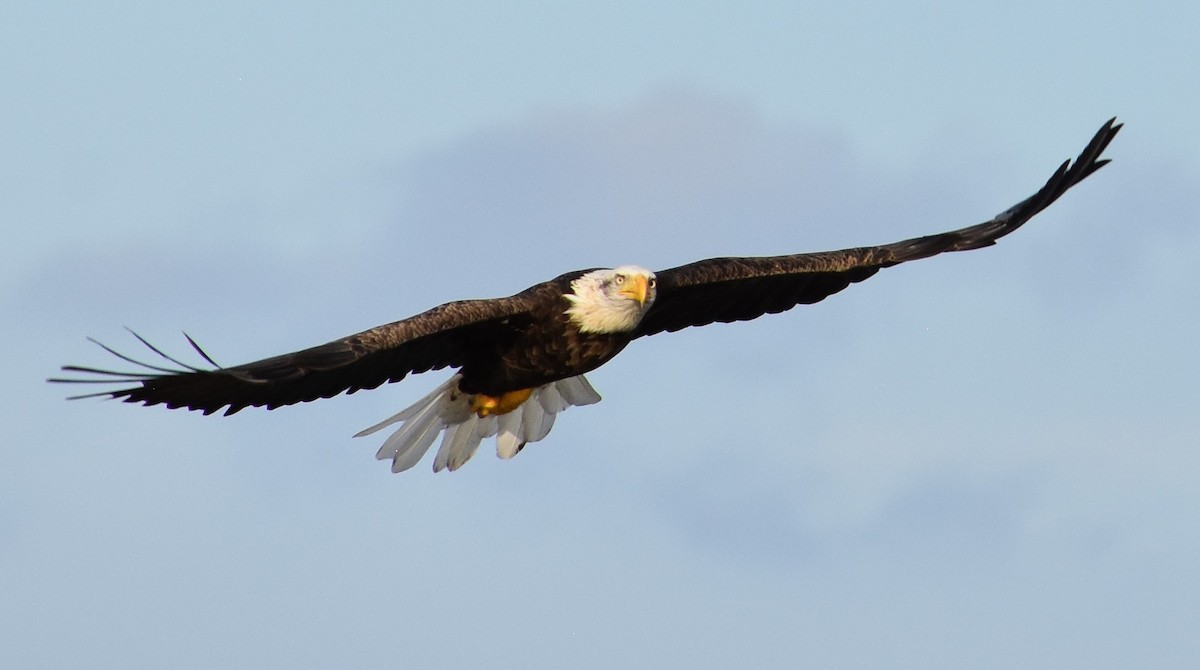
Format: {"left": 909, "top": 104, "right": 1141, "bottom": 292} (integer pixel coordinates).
{"left": 390, "top": 88, "right": 887, "bottom": 276}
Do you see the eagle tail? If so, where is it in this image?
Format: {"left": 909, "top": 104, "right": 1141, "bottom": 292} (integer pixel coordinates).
{"left": 356, "top": 374, "right": 601, "bottom": 473}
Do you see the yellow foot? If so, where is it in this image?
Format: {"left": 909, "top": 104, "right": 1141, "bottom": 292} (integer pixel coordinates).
{"left": 470, "top": 388, "right": 534, "bottom": 417}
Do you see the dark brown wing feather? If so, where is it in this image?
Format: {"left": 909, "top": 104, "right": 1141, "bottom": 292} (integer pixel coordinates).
{"left": 635, "top": 118, "right": 1121, "bottom": 337}
{"left": 51, "top": 291, "right": 545, "bottom": 415}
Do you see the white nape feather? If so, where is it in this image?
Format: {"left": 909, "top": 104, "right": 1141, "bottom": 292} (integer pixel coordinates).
{"left": 355, "top": 373, "right": 602, "bottom": 473}
{"left": 564, "top": 265, "right": 656, "bottom": 334}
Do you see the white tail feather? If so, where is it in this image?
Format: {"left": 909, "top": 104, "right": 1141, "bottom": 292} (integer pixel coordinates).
{"left": 538, "top": 383, "right": 568, "bottom": 415}
{"left": 558, "top": 376, "right": 601, "bottom": 406}
{"left": 520, "top": 395, "right": 551, "bottom": 443}
{"left": 530, "top": 409, "right": 556, "bottom": 442}
{"left": 390, "top": 415, "right": 443, "bottom": 473}
{"left": 447, "top": 430, "right": 484, "bottom": 471}
{"left": 495, "top": 412, "right": 523, "bottom": 459}
{"left": 379, "top": 401, "right": 440, "bottom": 462}
{"left": 433, "top": 423, "right": 470, "bottom": 473}
{"left": 475, "top": 414, "right": 499, "bottom": 439}
{"left": 354, "top": 376, "right": 458, "bottom": 438}
{"left": 356, "top": 374, "right": 600, "bottom": 474}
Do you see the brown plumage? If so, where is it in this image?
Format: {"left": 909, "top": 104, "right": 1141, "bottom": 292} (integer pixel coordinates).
{"left": 53, "top": 118, "right": 1120, "bottom": 468}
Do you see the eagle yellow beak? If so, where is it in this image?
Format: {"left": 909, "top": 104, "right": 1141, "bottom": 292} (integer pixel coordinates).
{"left": 619, "top": 274, "right": 650, "bottom": 306}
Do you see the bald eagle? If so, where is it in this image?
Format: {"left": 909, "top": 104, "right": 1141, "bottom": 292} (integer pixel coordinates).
{"left": 53, "top": 119, "right": 1121, "bottom": 473}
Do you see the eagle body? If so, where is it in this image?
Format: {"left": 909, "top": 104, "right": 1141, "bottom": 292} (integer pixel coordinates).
{"left": 453, "top": 270, "right": 637, "bottom": 396}
{"left": 53, "top": 119, "right": 1122, "bottom": 474}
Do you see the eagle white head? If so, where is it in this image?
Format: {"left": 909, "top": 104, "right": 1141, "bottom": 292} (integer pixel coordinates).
{"left": 565, "top": 265, "right": 657, "bottom": 334}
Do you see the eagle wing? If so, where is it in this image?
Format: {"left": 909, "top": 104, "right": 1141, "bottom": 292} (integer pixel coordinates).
{"left": 52, "top": 292, "right": 542, "bottom": 415}
{"left": 635, "top": 118, "right": 1121, "bottom": 337}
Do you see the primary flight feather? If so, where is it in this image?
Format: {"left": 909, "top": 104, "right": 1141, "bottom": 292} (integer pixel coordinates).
{"left": 53, "top": 119, "right": 1122, "bottom": 473}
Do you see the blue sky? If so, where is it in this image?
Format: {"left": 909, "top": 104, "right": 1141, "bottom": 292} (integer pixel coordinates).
{"left": 3, "top": 2, "right": 1198, "bottom": 668}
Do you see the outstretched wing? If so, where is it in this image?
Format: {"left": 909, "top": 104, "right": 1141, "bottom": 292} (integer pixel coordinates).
{"left": 51, "top": 293, "right": 542, "bottom": 415}
{"left": 635, "top": 118, "right": 1121, "bottom": 337}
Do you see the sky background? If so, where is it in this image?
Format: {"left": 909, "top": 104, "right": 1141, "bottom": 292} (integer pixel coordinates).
{"left": 3, "top": 2, "right": 1199, "bottom": 668}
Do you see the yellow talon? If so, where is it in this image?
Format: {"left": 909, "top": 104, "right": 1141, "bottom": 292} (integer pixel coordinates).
{"left": 470, "top": 388, "right": 534, "bottom": 417}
